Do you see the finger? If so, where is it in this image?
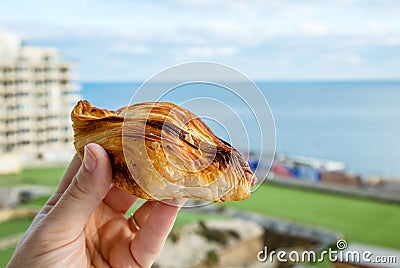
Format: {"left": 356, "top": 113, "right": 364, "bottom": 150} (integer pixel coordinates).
{"left": 47, "top": 143, "right": 112, "bottom": 234}
{"left": 130, "top": 202, "right": 179, "bottom": 267}
{"left": 57, "top": 154, "right": 82, "bottom": 193}
{"left": 46, "top": 154, "right": 82, "bottom": 207}
{"left": 103, "top": 185, "right": 138, "bottom": 214}
{"left": 131, "top": 201, "right": 156, "bottom": 227}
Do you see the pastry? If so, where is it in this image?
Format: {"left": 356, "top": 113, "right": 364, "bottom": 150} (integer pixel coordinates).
{"left": 71, "top": 100, "right": 256, "bottom": 202}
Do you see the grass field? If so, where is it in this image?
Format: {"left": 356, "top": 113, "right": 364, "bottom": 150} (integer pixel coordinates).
{"left": 0, "top": 166, "right": 66, "bottom": 188}
{"left": 223, "top": 184, "right": 400, "bottom": 249}
{"left": 0, "top": 218, "right": 33, "bottom": 238}
{"left": 1, "top": 167, "right": 399, "bottom": 266}
{"left": 0, "top": 246, "right": 16, "bottom": 268}
{"left": 2, "top": 166, "right": 400, "bottom": 249}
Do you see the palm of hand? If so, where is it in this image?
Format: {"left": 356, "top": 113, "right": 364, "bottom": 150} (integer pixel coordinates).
{"left": 32, "top": 201, "right": 135, "bottom": 268}
{"left": 84, "top": 202, "right": 137, "bottom": 267}
{"left": 8, "top": 145, "right": 179, "bottom": 268}
{"left": 14, "top": 191, "right": 164, "bottom": 268}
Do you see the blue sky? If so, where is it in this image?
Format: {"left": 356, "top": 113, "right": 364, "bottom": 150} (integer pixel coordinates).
{"left": 1, "top": 0, "right": 400, "bottom": 81}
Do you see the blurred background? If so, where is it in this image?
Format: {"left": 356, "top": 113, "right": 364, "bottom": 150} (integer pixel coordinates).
{"left": 1, "top": 1, "right": 399, "bottom": 267}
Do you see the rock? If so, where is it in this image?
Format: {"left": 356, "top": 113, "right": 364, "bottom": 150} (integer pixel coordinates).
{"left": 155, "top": 218, "right": 264, "bottom": 268}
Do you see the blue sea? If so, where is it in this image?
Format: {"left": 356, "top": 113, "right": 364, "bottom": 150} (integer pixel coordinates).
{"left": 81, "top": 81, "right": 400, "bottom": 179}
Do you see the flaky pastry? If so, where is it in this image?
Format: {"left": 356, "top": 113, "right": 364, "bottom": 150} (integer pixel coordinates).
{"left": 71, "top": 100, "right": 256, "bottom": 202}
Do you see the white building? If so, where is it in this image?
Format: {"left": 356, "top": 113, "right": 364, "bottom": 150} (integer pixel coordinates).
{"left": 0, "top": 30, "right": 80, "bottom": 173}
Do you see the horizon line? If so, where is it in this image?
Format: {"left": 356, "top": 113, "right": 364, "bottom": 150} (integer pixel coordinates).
{"left": 78, "top": 78, "right": 400, "bottom": 84}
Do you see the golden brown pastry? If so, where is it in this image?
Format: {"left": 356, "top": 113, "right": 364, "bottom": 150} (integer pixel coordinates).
{"left": 71, "top": 100, "right": 256, "bottom": 202}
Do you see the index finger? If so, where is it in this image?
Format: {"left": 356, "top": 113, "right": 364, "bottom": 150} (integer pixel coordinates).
{"left": 130, "top": 202, "right": 179, "bottom": 267}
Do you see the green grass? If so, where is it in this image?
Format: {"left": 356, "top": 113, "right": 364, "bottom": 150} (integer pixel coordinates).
{"left": 0, "top": 196, "right": 48, "bottom": 266}
{"left": 1, "top": 168, "right": 399, "bottom": 267}
{"left": 0, "top": 166, "right": 67, "bottom": 188}
{"left": 0, "top": 218, "right": 33, "bottom": 238}
{"left": 223, "top": 184, "right": 400, "bottom": 249}
{"left": 0, "top": 246, "right": 16, "bottom": 267}
{"left": 20, "top": 195, "right": 50, "bottom": 208}
{"left": 2, "top": 183, "right": 399, "bottom": 266}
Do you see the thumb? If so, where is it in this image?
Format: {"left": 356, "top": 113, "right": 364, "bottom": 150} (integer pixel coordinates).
{"left": 48, "top": 143, "right": 112, "bottom": 233}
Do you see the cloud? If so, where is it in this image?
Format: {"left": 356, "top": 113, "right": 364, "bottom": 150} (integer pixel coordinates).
{"left": 380, "top": 37, "right": 400, "bottom": 46}
{"left": 185, "top": 46, "right": 238, "bottom": 57}
{"left": 322, "top": 53, "right": 364, "bottom": 65}
{"left": 112, "top": 42, "right": 150, "bottom": 54}
{"left": 1, "top": 0, "right": 400, "bottom": 80}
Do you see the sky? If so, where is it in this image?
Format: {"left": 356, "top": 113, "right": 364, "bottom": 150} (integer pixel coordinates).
{"left": 1, "top": 0, "right": 400, "bottom": 81}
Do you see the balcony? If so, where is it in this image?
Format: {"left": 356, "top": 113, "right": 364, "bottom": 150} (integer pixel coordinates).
{"left": 59, "top": 72, "right": 70, "bottom": 81}
{"left": 15, "top": 71, "right": 32, "bottom": 80}
{"left": 62, "top": 83, "right": 80, "bottom": 92}
{"left": 33, "top": 72, "right": 45, "bottom": 80}
{"left": 45, "top": 72, "right": 59, "bottom": 80}
{"left": 34, "top": 86, "right": 47, "bottom": 95}
{"left": 2, "top": 82, "right": 16, "bottom": 90}
{"left": 0, "top": 136, "right": 7, "bottom": 144}
{"left": 3, "top": 72, "right": 16, "bottom": 80}
{"left": 5, "top": 97, "right": 17, "bottom": 106}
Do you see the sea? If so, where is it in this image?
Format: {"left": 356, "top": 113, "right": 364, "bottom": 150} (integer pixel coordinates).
{"left": 81, "top": 81, "right": 400, "bottom": 179}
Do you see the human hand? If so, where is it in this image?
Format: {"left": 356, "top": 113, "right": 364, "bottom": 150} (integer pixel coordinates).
{"left": 7, "top": 143, "right": 180, "bottom": 268}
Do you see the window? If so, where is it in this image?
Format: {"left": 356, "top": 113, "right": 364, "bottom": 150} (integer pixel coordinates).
{"left": 16, "top": 66, "right": 29, "bottom": 72}
{"left": 47, "top": 138, "right": 58, "bottom": 143}
{"left": 18, "top": 140, "right": 30, "bottom": 145}
{"left": 5, "top": 144, "right": 15, "bottom": 151}
{"left": 46, "top": 126, "right": 58, "bottom": 131}
{"left": 17, "top": 128, "right": 29, "bottom": 133}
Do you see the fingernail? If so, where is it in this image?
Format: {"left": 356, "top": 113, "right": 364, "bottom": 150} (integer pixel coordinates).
{"left": 83, "top": 144, "right": 97, "bottom": 173}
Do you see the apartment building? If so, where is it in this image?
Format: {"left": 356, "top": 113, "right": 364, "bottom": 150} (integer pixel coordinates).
{"left": 0, "top": 33, "right": 80, "bottom": 173}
